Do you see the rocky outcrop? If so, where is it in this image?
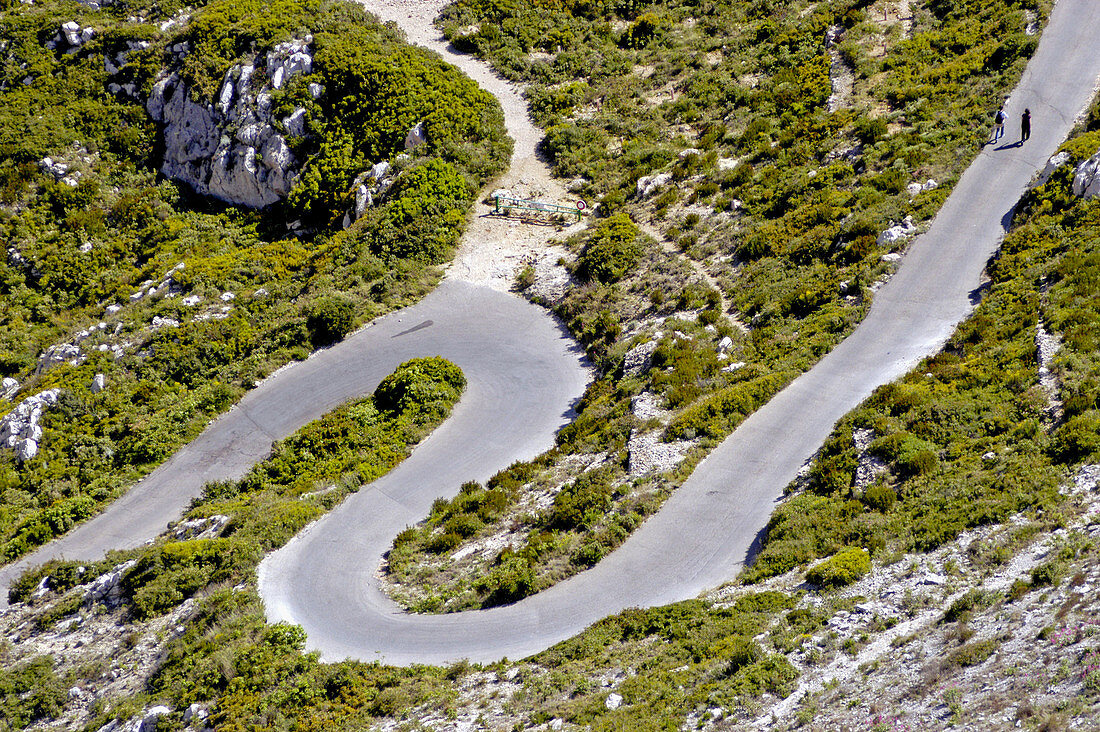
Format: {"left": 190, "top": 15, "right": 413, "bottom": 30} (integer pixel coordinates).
{"left": 341, "top": 161, "right": 395, "bottom": 228}
{"left": 636, "top": 172, "right": 673, "bottom": 198}
{"left": 146, "top": 40, "right": 316, "bottom": 208}
{"left": 1037, "top": 150, "right": 1072, "bottom": 186}
{"left": 46, "top": 22, "right": 94, "bottom": 53}
{"left": 83, "top": 559, "right": 136, "bottom": 608}
{"left": 1, "top": 377, "right": 18, "bottom": 401}
{"left": 1072, "top": 149, "right": 1100, "bottom": 199}
{"left": 906, "top": 178, "right": 938, "bottom": 198}
{"left": 170, "top": 514, "right": 229, "bottom": 541}
{"left": 95, "top": 705, "right": 173, "bottom": 732}
{"left": 1, "top": 388, "right": 60, "bottom": 462}
{"left": 622, "top": 339, "right": 659, "bottom": 377}
{"left": 39, "top": 156, "right": 81, "bottom": 187}
{"left": 35, "top": 343, "right": 84, "bottom": 375}
{"left": 876, "top": 215, "right": 917, "bottom": 246}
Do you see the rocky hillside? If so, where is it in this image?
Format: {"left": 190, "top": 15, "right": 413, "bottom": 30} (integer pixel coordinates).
{"left": 0, "top": 0, "right": 507, "bottom": 562}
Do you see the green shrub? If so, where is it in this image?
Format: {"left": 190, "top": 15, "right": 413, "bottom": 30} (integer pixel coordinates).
{"left": 373, "top": 356, "right": 467, "bottom": 418}
{"left": 943, "top": 589, "right": 995, "bottom": 623}
{"left": 577, "top": 213, "right": 642, "bottom": 284}
{"left": 1030, "top": 559, "right": 1065, "bottom": 587}
{"left": 306, "top": 294, "right": 357, "bottom": 346}
{"left": 476, "top": 551, "right": 536, "bottom": 606}
{"left": 1051, "top": 413, "right": 1100, "bottom": 462}
{"left": 805, "top": 547, "right": 870, "bottom": 588}
{"left": 949, "top": 639, "right": 998, "bottom": 667}
{"left": 862, "top": 484, "right": 896, "bottom": 512}
{"left": 664, "top": 372, "right": 792, "bottom": 441}
{"left": 548, "top": 470, "right": 614, "bottom": 531}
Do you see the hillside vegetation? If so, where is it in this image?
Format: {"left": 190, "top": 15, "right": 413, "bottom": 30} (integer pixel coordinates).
{"left": 0, "top": 0, "right": 507, "bottom": 561}
{"left": 383, "top": 0, "right": 1055, "bottom": 612}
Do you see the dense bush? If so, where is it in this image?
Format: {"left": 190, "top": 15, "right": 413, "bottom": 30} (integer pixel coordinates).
{"left": 805, "top": 547, "right": 870, "bottom": 588}
{"left": 576, "top": 213, "right": 642, "bottom": 284}
{"left": 306, "top": 294, "right": 356, "bottom": 346}
{"left": 373, "top": 356, "right": 467, "bottom": 420}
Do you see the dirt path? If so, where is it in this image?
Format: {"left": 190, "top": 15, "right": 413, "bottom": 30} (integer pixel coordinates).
{"left": 358, "top": 0, "right": 584, "bottom": 290}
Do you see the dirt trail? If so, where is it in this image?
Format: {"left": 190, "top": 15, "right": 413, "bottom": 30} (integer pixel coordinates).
{"left": 358, "top": 0, "right": 584, "bottom": 290}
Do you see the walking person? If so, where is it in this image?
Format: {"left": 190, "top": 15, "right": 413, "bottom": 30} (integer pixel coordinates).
{"left": 992, "top": 104, "right": 1006, "bottom": 141}
{"left": 1021, "top": 108, "right": 1032, "bottom": 141}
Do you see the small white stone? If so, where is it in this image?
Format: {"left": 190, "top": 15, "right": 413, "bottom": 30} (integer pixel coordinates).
{"left": 605, "top": 692, "right": 623, "bottom": 710}
{"left": 220, "top": 292, "right": 235, "bottom": 302}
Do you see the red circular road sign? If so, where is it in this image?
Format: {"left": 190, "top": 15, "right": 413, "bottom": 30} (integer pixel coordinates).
{"left": 576, "top": 200, "right": 587, "bottom": 210}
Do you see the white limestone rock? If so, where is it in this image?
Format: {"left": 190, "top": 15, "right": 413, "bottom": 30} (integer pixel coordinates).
{"left": 906, "top": 178, "right": 938, "bottom": 197}
{"left": 14, "top": 438, "right": 38, "bottom": 461}
{"left": 1, "top": 388, "right": 59, "bottom": 461}
{"left": 84, "top": 559, "right": 137, "bottom": 607}
{"left": 147, "top": 46, "right": 304, "bottom": 209}
{"left": 404, "top": 120, "right": 428, "bottom": 150}
{"left": 1072, "top": 149, "right": 1100, "bottom": 199}
{"left": 266, "top": 38, "right": 313, "bottom": 89}
{"left": 636, "top": 172, "right": 673, "bottom": 198}
{"left": 90, "top": 373, "right": 106, "bottom": 393}
{"left": 60, "top": 21, "right": 85, "bottom": 47}
{"left": 1037, "top": 150, "right": 1072, "bottom": 186}
{"left": 876, "top": 216, "right": 917, "bottom": 246}
{"left": 171, "top": 514, "right": 229, "bottom": 541}
{"left": 622, "top": 339, "right": 659, "bottom": 376}
{"left": 370, "top": 160, "right": 390, "bottom": 180}
{"left": 1, "top": 377, "right": 18, "bottom": 400}
{"left": 39, "top": 156, "right": 69, "bottom": 178}
{"left": 606, "top": 692, "right": 624, "bottom": 710}
{"left": 36, "top": 343, "right": 84, "bottom": 374}
{"left": 283, "top": 108, "right": 307, "bottom": 137}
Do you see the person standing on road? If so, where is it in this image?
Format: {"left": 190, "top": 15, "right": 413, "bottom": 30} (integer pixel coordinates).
{"left": 992, "top": 104, "right": 1006, "bottom": 141}
{"left": 1021, "top": 108, "right": 1032, "bottom": 141}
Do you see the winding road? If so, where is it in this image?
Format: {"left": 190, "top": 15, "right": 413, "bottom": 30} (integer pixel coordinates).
{"left": 4, "top": 0, "right": 1100, "bottom": 669}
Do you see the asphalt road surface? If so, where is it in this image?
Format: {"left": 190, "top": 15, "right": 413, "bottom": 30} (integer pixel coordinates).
{"left": 258, "top": 0, "right": 1100, "bottom": 664}
{"left": 0, "top": 283, "right": 591, "bottom": 607}
{"left": 5, "top": 0, "right": 1100, "bottom": 667}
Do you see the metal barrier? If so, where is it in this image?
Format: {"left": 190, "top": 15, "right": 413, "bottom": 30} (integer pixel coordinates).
{"left": 493, "top": 195, "right": 585, "bottom": 222}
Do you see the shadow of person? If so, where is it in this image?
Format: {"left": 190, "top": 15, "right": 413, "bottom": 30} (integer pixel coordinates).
{"left": 994, "top": 141, "right": 1024, "bottom": 151}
